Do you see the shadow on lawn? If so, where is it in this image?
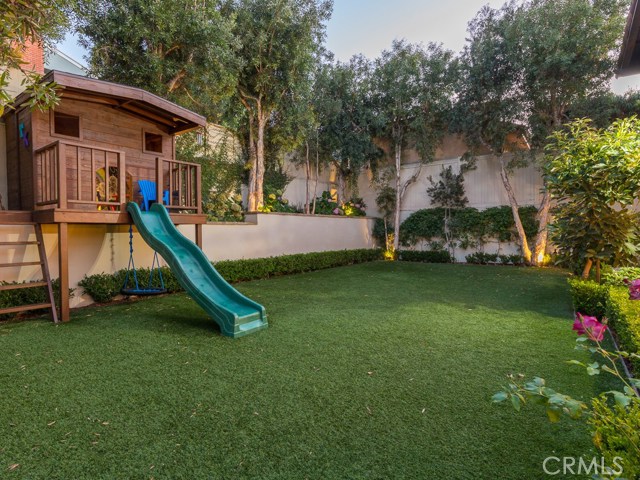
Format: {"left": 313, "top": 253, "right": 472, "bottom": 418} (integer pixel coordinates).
{"left": 305, "top": 262, "right": 574, "bottom": 321}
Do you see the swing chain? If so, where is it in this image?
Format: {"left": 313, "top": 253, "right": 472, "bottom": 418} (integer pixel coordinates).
{"left": 121, "top": 224, "right": 166, "bottom": 295}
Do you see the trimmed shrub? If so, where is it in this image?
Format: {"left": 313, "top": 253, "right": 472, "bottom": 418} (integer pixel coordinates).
{"left": 399, "top": 207, "right": 446, "bottom": 246}
{"left": 78, "top": 273, "right": 120, "bottom": 304}
{"left": 397, "top": 250, "right": 451, "bottom": 263}
{"left": 397, "top": 205, "right": 539, "bottom": 248}
{"left": 465, "top": 252, "right": 499, "bottom": 265}
{"left": 0, "top": 279, "right": 73, "bottom": 320}
{"left": 590, "top": 396, "right": 640, "bottom": 478}
{"left": 602, "top": 267, "right": 640, "bottom": 287}
{"left": 567, "top": 278, "right": 609, "bottom": 319}
{"left": 498, "top": 254, "right": 525, "bottom": 266}
{"left": 79, "top": 249, "right": 383, "bottom": 303}
{"left": 605, "top": 287, "right": 640, "bottom": 372}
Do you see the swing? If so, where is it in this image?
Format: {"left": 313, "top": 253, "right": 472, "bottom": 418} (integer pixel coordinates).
{"left": 121, "top": 224, "right": 167, "bottom": 296}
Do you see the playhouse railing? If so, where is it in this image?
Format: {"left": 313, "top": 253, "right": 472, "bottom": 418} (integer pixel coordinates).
{"left": 33, "top": 141, "right": 201, "bottom": 213}
{"left": 34, "top": 140, "right": 126, "bottom": 211}
{"left": 156, "top": 157, "right": 202, "bottom": 214}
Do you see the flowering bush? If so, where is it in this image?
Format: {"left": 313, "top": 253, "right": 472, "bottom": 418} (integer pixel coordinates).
{"left": 624, "top": 278, "right": 640, "bottom": 301}
{"left": 259, "top": 188, "right": 298, "bottom": 213}
{"left": 573, "top": 313, "right": 607, "bottom": 341}
{"left": 313, "top": 191, "right": 366, "bottom": 217}
{"left": 204, "top": 192, "right": 244, "bottom": 222}
{"left": 493, "top": 313, "right": 640, "bottom": 476}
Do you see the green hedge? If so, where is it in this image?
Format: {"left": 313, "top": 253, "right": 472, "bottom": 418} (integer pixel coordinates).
{"left": 397, "top": 250, "right": 452, "bottom": 263}
{"left": 602, "top": 267, "right": 640, "bottom": 286}
{"left": 568, "top": 278, "right": 610, "bottom": 319}
{"left": 606, "top": 287, "right": 640, "bottom": 372}
{"left": 568, "top": 278, "right": 640, "bottom": 372}
{"left": 0, "top": 279, "right": 72, "bottom": 320}
{"left": 79, "top": 249, "right": 383, "bottom": 304}
{"left": 590, "top": 397, "right": 640, "bottom": 479}
{"left": 391, "top": 205, "right": 539, "bottom": 248}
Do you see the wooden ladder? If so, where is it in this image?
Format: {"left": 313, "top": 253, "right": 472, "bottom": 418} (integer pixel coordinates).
{"left": 0, "top": 223, "right": 59, "bottom": 323}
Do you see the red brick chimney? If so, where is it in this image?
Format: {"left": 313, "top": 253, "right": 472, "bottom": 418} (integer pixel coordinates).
{"left": 21, "top": 40, "right": 45, "bottom": 74}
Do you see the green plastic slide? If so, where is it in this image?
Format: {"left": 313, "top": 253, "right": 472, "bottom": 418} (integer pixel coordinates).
{"left": 126, "top": 202, "right": 267, "bottom": 337}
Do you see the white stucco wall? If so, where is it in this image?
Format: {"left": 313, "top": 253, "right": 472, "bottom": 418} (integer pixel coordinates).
{"left": 0, "top": 213, "right": 376, "bottom": 309}
{"left": 283, "top": 153, "right": 544, "bottom": 221}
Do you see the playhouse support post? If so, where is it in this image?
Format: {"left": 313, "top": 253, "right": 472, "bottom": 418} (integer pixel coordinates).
{"left": 195, "top": 224, "right": 203, "bottom": 249}
{"left": 58, "top": 222, "right": 70, "bottom": 322}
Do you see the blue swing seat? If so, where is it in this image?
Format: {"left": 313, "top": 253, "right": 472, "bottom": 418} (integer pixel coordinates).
{"left": 138, "top": 180, "right": 169, "bottom": 211}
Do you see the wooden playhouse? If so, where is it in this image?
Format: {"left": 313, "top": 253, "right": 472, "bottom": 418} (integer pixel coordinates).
{"left": 1, "top": 70, "right": 208, "bottom": 321}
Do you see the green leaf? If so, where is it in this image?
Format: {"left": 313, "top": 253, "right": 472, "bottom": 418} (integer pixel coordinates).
{"left": 609, "top": 391, "right": 632, "bottom": 408}
{"left": 492, "top": 391, "right": 508, "bottom": 403}
{"left": 586, "top": 362, "right": 600, "bottom": 376}
{"left": 566, "top": 360, "right": 586, "bottom": 367}
{"left": 546, "top": 407, "right": 561, "bottom": 423}
{"left": 511, "top": 394, "right": 521, "bottom": 412}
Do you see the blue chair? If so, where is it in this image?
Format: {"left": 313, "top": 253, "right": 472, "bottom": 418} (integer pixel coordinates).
{"left": 138, "top": 180, "right": 169, "bottom": 211}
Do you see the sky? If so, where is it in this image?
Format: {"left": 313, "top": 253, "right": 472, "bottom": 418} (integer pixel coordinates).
{"left": 57, "top": 0, "right": 640, "bottom": 94}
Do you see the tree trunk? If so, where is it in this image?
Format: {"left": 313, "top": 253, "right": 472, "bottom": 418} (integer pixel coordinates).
{"left": 312, "top": 137, "right": 319, "bottom": 215}
{"left": 304, "top": 141, "right": 310, "bottom": 214}
{"left": 246, "top": 117, "right": 258, "bottom": 212}
{"left": 392, "top": 142, "right": 402, "bottom": 255}
{"left": 253, "top": 104, "right": 267, "bottom": 211}
{"left": 582, "top": 258, "right": 593, "bottom": 279}
{"left": 532, "top": 189, "right": 551, "bottom": 266}
{"left": 499, "top": 156, "right": 532, "bottom": 263}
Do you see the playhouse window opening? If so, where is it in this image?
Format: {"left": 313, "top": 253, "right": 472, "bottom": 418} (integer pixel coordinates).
{"left": 144, "top": 132, "right": 163, "bottom": 153}
{"left": 54, "top": 112, "right": 80, "bottom": 138}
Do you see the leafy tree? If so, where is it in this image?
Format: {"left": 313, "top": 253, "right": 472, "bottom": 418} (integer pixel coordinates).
{"left": 567, "top": 90, "right": 640, "bottom": 128}
{"left": 312, "top": 56, "right": 383, "bottom": 202}
{"left": 456, "top": 0, "right": 627, "bottom": 265}
{"left": 375, "top": 185, "right": 396, "bottom": 258}
{"left": 76, "top": 0, "right": 239, "bottom": 118}
{"left": 224, "top": 0, "right": 332, "bottom": 211}
{"left": 176, "top": 129, "right": 245, "bottom": 221}
{"left": 1, "top": 0, "right": 73, "bottom": 114}
{"left": 544, "top": 118, "right": 640, "bottom": 281}
{"left": 427, "top": 165, "right": 469, "bottom": 256}
{"left": 372, "top": 40, "right": 457, "bottom": 254}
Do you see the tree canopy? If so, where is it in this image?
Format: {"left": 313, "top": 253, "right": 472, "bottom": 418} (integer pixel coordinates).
{"left": 545, "top": 118, "right": 640, "bottom": 279}
{"left": 1, "top": 0, "right": 74, "bottom": 114}
{"left": 372, "top": 39, "right": 457, "bottom": 253}
{"left": 224, "top": 0, "right": 332, "bottom": 211}
{"left": 75, "top": 0, "right": 239, "bottom": 118}
{"left": 454, "top": 0, "right": 627, "bottom": 264}
{"left": 311, "top": 55, "right": 383, "bottom": 199}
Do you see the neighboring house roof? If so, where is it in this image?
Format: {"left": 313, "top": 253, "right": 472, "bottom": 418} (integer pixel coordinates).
{"left": 618, "top": 0, "right": 640, "bottom": 76}
{"left": 9, "top": 70, "right": 206, "bottom": 134}
{"left": 45, "top": 47, "right": 88, "bottom": 77}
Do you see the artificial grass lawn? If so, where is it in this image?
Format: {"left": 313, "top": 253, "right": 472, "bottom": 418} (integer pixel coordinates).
{"left": 0, "top": 262, "right": 608, "bottom": 479}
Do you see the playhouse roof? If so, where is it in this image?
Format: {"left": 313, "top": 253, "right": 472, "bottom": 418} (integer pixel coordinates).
{"left": 618, "top": 0, "right": 640, "bottom": 77}
{"left": 10, "top": 70, "right": 207, "bottom": 134}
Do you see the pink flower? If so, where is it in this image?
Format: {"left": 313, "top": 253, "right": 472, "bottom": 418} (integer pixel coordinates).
{"left": 573, "top": 313, "right": 607, "bottom": 342}
{"left": 333, "top": 208, "right": 341, "bottom": 215}
{"left": 624, "top": 278, "right": 640, "bottom": 300}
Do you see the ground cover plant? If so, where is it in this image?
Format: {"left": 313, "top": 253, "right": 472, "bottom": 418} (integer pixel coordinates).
{"left": 0, "top": 263, "right": 611, "bottom": 478}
